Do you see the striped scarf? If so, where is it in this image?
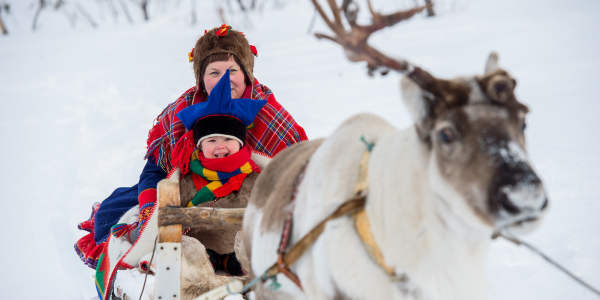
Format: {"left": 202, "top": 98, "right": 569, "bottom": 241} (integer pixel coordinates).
{"left": 187, "top": 145, "right": 259, "bottom": 206}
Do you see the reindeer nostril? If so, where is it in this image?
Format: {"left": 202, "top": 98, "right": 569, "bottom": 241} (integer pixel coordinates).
{"left": 528, "top": 173, "right": 541, "bottom": 186}
{"left": 500, "top": 196, "right": 520, "bottom": 214}
{"left": 541, "top": 197, "right": 549, "bottom": 210}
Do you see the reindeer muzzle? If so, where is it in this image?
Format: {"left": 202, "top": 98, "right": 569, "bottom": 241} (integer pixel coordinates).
{"left": 489, "top": 160, "right": 549, "bottom": 230}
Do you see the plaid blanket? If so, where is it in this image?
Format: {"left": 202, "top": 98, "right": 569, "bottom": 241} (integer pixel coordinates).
{"left": 146, "top": 79, "right": 308, "bottom": 172}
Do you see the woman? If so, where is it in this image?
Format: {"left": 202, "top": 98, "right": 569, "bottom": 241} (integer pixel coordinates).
{"left": 75, "top": 24, "right": 308, "bottom": 270}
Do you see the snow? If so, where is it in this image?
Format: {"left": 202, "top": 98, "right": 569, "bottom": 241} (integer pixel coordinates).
{"left": 1, "top": 0, "right": 599, "bottom": 299}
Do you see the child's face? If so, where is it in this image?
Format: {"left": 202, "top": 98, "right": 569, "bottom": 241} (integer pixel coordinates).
{"left": 200, "top": 136, "right": 241, "bottom": 159}
{"left": 203, "top": 57, "right": 247, "bottom": 99}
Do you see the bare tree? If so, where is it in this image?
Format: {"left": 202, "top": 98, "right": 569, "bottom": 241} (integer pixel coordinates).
{"left": 217, "top": 5, "right": 227, "bottom": 24}
{"left": 236, "top": 0, "right": 247, "bottom": 12}
{"left": 75, "top": 2, "right": 98, "bottom": 27}
{"left": 130, "top": 0, "right": 149, "bottom": 21}
{"left": 32, "top": 0, "right": 48, "bottom": 31}
{"left": 0, "top": 2, "right": 9, "bottom": 35}
{"left": 118, "top": 0, "right": 134, "bottom": 24}
{"left": 190, "top": 0, "right": 197, "bottom": 25}
{"left": 424, "top": 0, "right": 435, "bottom": 17}
{"left": 310, "top": 0, "right": 429, "bottom": 75}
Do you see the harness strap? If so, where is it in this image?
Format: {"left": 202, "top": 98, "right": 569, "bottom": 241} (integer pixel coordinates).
{"left": 277, "top": 166, "right": 306, "bottom": 254}
{"left": 264, "top": 196, "right": 367, "bottom": 281}
{"left": 352, "top": 146, "right": 399, "bottom": 278}
{"left": 264, "top": 136, "right": 373, "bottom": 290}
{"left": 274, "top": 166, "right": 306, "bottom": 289}
{"left": 353, "top": 209, "right": 397, "bottom": 277}
{"left": 277, "top": 253, "right": 303, "bottom": 290}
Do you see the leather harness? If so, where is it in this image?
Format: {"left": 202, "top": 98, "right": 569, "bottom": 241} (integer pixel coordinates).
{"left": 266, "top": 142, "right": 402, "bottom": 290}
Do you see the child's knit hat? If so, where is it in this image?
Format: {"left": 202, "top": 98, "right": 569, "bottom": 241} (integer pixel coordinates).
{"left": 177, "top": 70, "right": 266, "bottom": 147}
{"left": 192, "top": 25, "right": 257, "bottom": 88}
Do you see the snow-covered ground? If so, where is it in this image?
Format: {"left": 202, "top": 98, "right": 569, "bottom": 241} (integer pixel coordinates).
{"left": 1, "top": 0, "right": 598, "bottom": 299}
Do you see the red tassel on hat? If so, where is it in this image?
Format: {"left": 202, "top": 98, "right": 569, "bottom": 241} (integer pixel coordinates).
{"left": 249, "top": 45, "right": 258, "bottom": 56}
{"left": 171, "top": 130, "right": 196, "bottom": 175}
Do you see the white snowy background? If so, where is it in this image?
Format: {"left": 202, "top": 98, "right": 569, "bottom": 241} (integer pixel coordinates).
{"left": 0, "top": 0, "right": 598, "bottom": 299}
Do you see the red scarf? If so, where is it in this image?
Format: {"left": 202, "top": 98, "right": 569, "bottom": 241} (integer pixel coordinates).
{"left": 187, "top": 145, "right": 260, "bottom": 206}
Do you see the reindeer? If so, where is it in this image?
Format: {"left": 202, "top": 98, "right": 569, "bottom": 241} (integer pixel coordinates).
{"left": 239, "top": 1, "right": 549, "bottom": 299}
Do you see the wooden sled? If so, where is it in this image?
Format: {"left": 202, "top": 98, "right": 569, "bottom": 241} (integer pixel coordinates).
{"left": 153, "top": 175, "right": 248, "bottom": 300}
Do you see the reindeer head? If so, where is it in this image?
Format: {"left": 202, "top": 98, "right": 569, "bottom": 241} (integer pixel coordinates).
{"left": 400, "top": 53, "right": 548, "bottom": 233}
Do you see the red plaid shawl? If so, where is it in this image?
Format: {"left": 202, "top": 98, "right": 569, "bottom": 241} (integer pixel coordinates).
{"left": 145, "top": 79, "right": 308, "bottom": 172}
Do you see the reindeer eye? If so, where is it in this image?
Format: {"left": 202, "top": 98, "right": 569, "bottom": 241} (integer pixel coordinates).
{"left": 439, "top": 127, "right": 457, "bottom": 144}
{"left": 521, "top": 122, "right": 527, "bottom": 132}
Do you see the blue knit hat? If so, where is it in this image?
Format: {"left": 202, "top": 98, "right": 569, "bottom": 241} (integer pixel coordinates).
{"left": 177, "top": 70, "right": 266, "bottom": 146}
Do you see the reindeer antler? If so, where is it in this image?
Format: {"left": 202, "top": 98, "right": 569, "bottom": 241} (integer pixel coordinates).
{"left": 311, "top": 0, "right": 429, "bottom": 75}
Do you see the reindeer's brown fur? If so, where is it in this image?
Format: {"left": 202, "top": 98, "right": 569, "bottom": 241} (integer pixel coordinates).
{"left": 253, "top": 139, "right": 324, "bottom": 232}
{"left": 477, "top": 70, "right": 529, "bottom": 113}
{"left": 237, "top": 139, "right": 323, "bottom": 279}
{"left": 406, "top": 66, "right": 530, "bottom": 147}
{"left": 412, "top": 63, "right": 535, "bottom": 226}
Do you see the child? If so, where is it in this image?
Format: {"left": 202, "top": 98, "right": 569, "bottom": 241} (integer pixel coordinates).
{"left": 175, "top": 68, "right": 266, "bottom": 208}
{"left": 174, "top": 69, "right": 267, "bottom": 275}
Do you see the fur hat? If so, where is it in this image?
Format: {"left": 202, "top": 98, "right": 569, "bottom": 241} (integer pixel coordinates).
{"left": 178, "top": 70, "right": 266, "bottom": 147}
{"left": 193, "top": 25, "right": 255, "bottom": 89}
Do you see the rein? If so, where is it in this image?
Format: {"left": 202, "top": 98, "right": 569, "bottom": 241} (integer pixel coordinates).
{"left": 264, "top": 195, "right": 367, "bottom": 286}
{"left": 494, "top": 231, "right": 600, "bottom": 298}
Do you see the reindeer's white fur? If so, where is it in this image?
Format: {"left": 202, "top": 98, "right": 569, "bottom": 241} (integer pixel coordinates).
{"left": 307, "top": 113, "right": 489, "bottom": 299}
{"left": 246, "top": 111, "right": 497, "bottom": 299}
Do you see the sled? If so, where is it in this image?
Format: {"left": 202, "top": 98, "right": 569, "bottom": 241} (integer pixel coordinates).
{"left": 153, "top": 177, "right": 247, "bottom": 300}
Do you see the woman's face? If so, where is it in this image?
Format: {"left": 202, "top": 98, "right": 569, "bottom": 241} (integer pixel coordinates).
{"left": 203, "top": 56, "right": 247, "bottom": 99}
{"left": 200, "top": 135, "right": 241, "bottom": 159}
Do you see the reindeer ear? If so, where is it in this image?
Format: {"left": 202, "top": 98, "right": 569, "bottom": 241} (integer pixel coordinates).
{"left": 401, "top": 76, "right": 432, "bottom": 124}
{"left": 400, "top": 71, "right": 437, "bottom": 142}
{"left": 401, "top": 67, "right": 470, "bottom": 142}
{"left": 485, "top": 51, "right": 500, "bottom": 74}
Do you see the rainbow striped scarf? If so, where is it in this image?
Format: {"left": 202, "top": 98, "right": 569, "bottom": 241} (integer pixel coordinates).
{"left": 187, "top": 145, "right": 259, "bottom": 206}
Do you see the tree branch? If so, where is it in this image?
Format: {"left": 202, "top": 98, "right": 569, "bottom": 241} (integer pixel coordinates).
{"left": 32, "top": 0, "right": 46, "bottom": 31}
{"left": 0, "top": 6, "right": 7, "bottom": 35}
{"left": 424, "top": 0, "right": 435, "bottom": 17}
{"left": 75, "top": 3, "right": 98, "bottom": 28}
{"left": 140, "top": 0, "right": 149, "bottom": 21}
{"left": 118, "top": 0, "right": 134, "bottom": 24}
